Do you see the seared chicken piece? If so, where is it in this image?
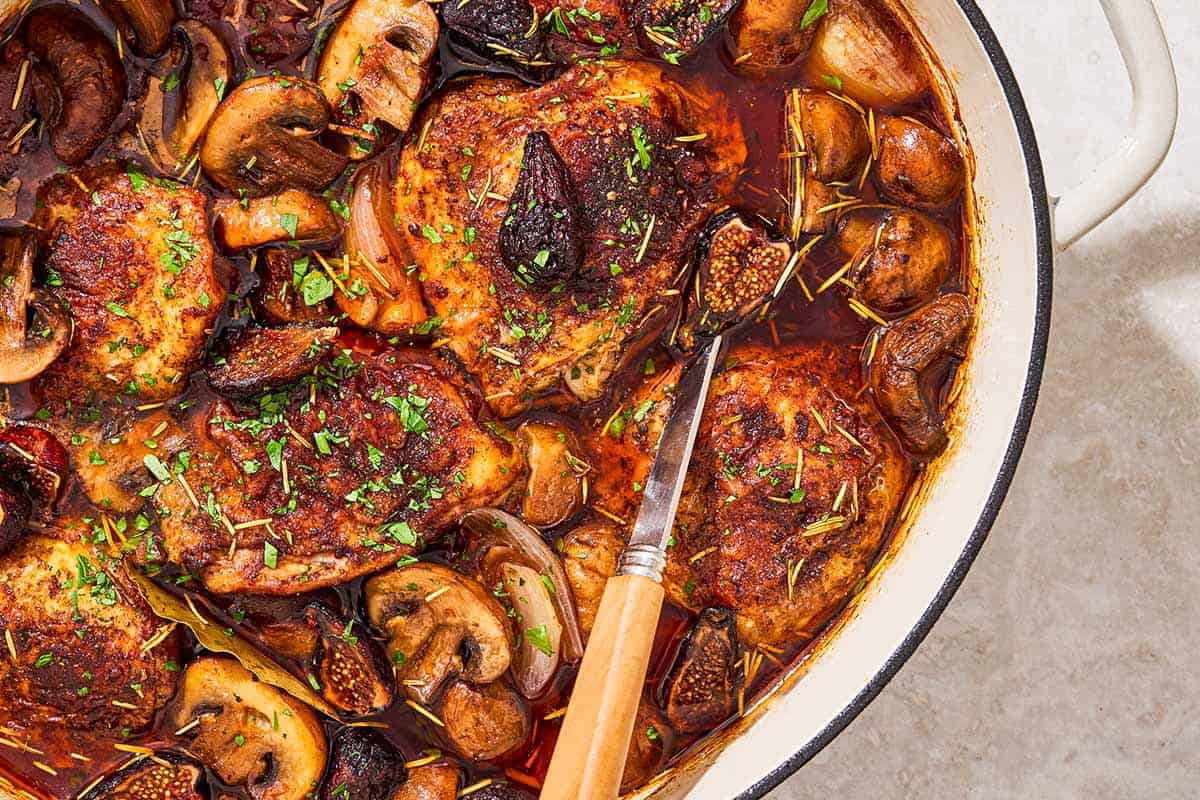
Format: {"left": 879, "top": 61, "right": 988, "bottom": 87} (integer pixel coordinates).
{"left": 32, "top": 164, "right": 224, "bottom": 408}
{"left": 153, "top": 347, "right": 522, "bottom": 594}
{"left": 392, "top": 62, "right": 745, "bottom": 416}
{"left": 589, "top": 342, "right": 910, "bottom": 647}
{"left": 0, "top": 524, "right": 179, "bottom": 762}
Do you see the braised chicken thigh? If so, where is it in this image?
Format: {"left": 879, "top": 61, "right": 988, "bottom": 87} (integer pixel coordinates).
{"left": 392, "top": 61, "right": 745, "bottom": 416}
{"left": 153, "top": 347, "right": 522, "bottom": 593}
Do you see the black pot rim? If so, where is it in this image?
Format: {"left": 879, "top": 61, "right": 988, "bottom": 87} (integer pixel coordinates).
{"left": 734, "top": 2, "right": 1053, "bottom": 797}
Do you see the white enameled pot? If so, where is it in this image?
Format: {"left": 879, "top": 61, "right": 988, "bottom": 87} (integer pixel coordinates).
{"left": 632, "top": 1, "right": 1178, "bottom": 797}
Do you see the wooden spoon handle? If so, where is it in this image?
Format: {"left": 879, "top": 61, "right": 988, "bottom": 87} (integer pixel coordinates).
{"left": 540, "top": 573, "right": 665, "bottom": 800}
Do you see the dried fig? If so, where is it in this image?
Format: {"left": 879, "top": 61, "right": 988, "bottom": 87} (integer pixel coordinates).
{"left": 498, "top": 131, "right": 581, "bottom": 287}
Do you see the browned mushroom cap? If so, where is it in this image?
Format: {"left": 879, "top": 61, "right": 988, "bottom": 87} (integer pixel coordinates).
{"left": 394, "top": 764, "right": 460, "bottom": 800}
{"left": 200, "top": 76, "right": 348, "bottom": 197}
{"left": 168, "top": 657, "right": 328, "bottom": 800}
{"left": 436, "top": 679, "right": 530, "bottom": 761}
{"left": 674, "top": 210, "right": 793, "bottom": 353}
{"left": 516, "top": 418, "right": 585, "bottom": 528}
{"left": 365, "top": 562, "right": 514, "bottom": 705}
{"left": 797, "top": 174, "right": 839, "bottom": 235}
{"left": 661, "top": 607, "right": 740, "bottom": 734}
{"left": 837, "top": 207, "right": 953, "bottom": 314}
{"left": 79, "top": 751, "right": 205, "bottom": 800}
{"left": 318, "top": 0, "right": 438, "bottom": 137}
{"left": 806, "top": 2, "right": 928, "bottom": 107}
{"left": 876, "top": 116, "right": 966, "bottom": 209}
{"left": 0, "top": 233, "right": 69, "bottom": 384}
{"left": 101, "top": 0, "right": 176, "bottom": 56}
{"left": 141, "top": 20, "right": 231, "bottom": 170}
{"left": 321, "top": 728, "right": 406, "bottom": 800}
{"left": 869, "top": 293, "right": 972, "bottom": 457}
{"left": 306, "top": 604, "right": 393, "bottom": 716}
{"left": 23, "top": 8, "right": 125, "bottom": 165}
{"left": 798, "top": 91, "right": 871, "bottom": 183}
{"left": 206, "top": 324, "right": 337, "bottom": 397}
{"left": 0, "top": 424, "right": 69, "bottom": 510}
{"left": 213, "top": 190, "right": 341, "bottom": 251}
{"left": 620, "top": 699, "right": 673, "bottom": 794}
{"left": 0, "top": 480, "right": 29, "bottom": 556}
{"left": 728, "top": 0, "right": 818, "bottom": 75}
{"left": 560, "top": 522, "right": 622, "bottom": 641}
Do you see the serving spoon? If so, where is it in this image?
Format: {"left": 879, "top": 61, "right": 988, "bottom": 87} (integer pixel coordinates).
{"left": 541, "top": 334, "right": 725, "bottom": 800}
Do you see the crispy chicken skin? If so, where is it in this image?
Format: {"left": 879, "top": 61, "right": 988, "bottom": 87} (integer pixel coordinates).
{"left": 0, "top": 524, "right": 179, "bottom": 753}
{"left": 590, "top": 342, "right": 910, "bottom": 647}
{"left": 153, "top": 347, "right": 522, "bottom": 594}
{"left": 392, "top": 62, "right": 745, "bottom": 417}
{"left": 32, "top": 164, "right": 224, "bottom": 408}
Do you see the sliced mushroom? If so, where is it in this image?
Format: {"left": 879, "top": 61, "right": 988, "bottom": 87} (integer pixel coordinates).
{"left": 321, "top": 728, "right": 406, "bottom": 800}
{"left": 560, "top": 522, "right": 622, "bottom": 640}
{"left": 806, "top": 2, "right": 928, "bottom": 107}
{"left": 365, "top": 562, "right": 514, "bottom": 704}
{"left": 254, "top": 249, "right": 338, "bottom": 324}
{"left": 728, "top": 0, "right": 818, "bottom": 75}
{"left": 876, "top": 115, "right": 966, "bottom": 209}
{"left": 662, "top": 607, "right": 740, "bottom": 734}
{"left": 140, "top": 20, "right": 231, "bottom": 169}
{"left": 206, "top": 324, "right": 337, "bottom": 397}
{"left": 869, "top": 293, "right": 972, "bottom": 457}
{"left": 0, "top": 423, "right": 69, "bottom": 510}
{"left": 798, "top": 174, "right": 839, "bottom": 235}
{"left": 339, "top": 160, "right": 427, "bottom": 333}
{"left": 168, "top": 657, "right": 328, "bottom": 800}
{"left": 436, "top": 679, "right": 530, "bottom": 761}
{"left": 515, "top": 419, "right": 584, "bottom": 528}
{"left": 621, "top": 699, "right": 673, "bottom": 794}
{"left": 213, "top": 190, "right": 342, "bottom": 251}
{"left": 200, "top": 76, "right": 348, "bottom": 197}
{"left": 306, "top": 604, "right": 393, "bottom": 716}
{"left": 79, "top": 751, "right": 205, "bottom": 800}
{"left": 0, "top": 232, "right": 69, "bottom": 383}
{"left": 837, "top": 207, "right": 953, "bottom": 314}
{"left": 102, "top": 0, "right": 176, "bottom": 56}
{"left": 0, "top": 479, "right": 29, "bottom": 556}
{"left": 394, "top": 764, "right": 460, "bottom": 800}
{"left": 318, "top": 0, "right": 438, "bottom": 137}
{"left": 798, "top": 91, "right": 871, "bottom": 183}
{"left": 674, "top": 210, "right": 793, "bottom": 353}
{"left": 23, "top": 8, "right": 125, "bottom": 165}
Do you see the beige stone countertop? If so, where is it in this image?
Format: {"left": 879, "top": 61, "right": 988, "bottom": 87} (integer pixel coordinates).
{"left": 770, "top": 0, "right": 1199, "bottom": 797}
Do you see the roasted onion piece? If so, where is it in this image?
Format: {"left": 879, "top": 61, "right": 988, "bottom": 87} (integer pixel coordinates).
{"left": 806, "top": 2, "right": 928, "bottom": 107}
{"left": 674, "top": 210, "right": 793, "bottom": 353}
{"left": 869, "top": 293, "right": 972, "bottom": 457}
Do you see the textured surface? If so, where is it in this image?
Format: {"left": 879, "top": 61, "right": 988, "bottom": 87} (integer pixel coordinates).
{"left": 771, "top": 0, "right": 1199, "bottom": 796}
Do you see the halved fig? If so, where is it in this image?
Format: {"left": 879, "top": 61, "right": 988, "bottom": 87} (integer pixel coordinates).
{"left": 515, "top": 418, "right": 584, "bottom": 528}
{"left": 869, "top": 293, "right": 972, "bottom": 457}
{"left": 254, "top": 250, "right": 338, "bottom": 324}
{"left": 837, "top": 207, "right": 953, "bottom": 314}
{"left": 876, "top": 115, "right": 966, "bottom": 209}
{"left": 140, "top": 21, "right": 231, "bottom": 170}
{"left": 102, "top": 0, "right": 176, "bottom": 56}
{"left": 728, "top": 0, "right": 819, "bottom": 75}
{"left": 168, "top": 657, "right": 328, "bottom": 800}
{"left": 395, "top": 764, "right": 460, "bottom": 800}
{"left": 560, "top": 522, "right": 622, "bottom": 640}
{"left": 79, "top": 751, "right": 205, "bottom": 800}
{"left": 23, "top": 8, "right": 125, "bottom": 164}
{"left": 806, "top": 2, "right": 927, "bottom": 107}
{"left": 321, "top": 728, "right": 406, "bottom": 800}
{"left": 436, "top": 679, "right": 530, "bottom": 761}
{"left": 798, "top": 91, "right": 870, "bottom": 183}
{"left": 338, "top": 160, "right": 427, "bottom": 333}
{"left": 200, "top": 76, "right": 348, "bottom": 197}
{"left": 0, "top": 232, "right": 70, "bottom": 384}
{"left": 306, "top": 604, "right": 393, "bottom": 716}
{"left": 206, "top": 325, "right": 337, "bottom": 397}
{"left": 318, "top": 0, "right": 438, "bottom": 137}
{"left": 213, "top": 190, "right": 341, "bottom": 251}
{"left": 634, "top": 0, "right": 738, "bottom": 61}
{"left": 621, "top": 699, "right": 673, "bottom": 794}
{"left": 674, "top": 210, "right": 793, "bottom": 353}
{"left": 0, "top": 480, "right": 29, "bottom": 556}
{"left": 0, "top": 423, "right": 69, "bottom": 510}
{"left": 661, "top": 607, "right": 740, "bottom": 734}
{"left": 498, "top": 131, "right": 582, "bottom": 288}
{"left": 365, "top": 562, "right": 514, "bottom": 704}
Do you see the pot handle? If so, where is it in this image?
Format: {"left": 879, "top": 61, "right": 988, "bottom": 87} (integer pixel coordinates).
{"left": 1052, "top": 0, "right": 1177, "bottom": 251}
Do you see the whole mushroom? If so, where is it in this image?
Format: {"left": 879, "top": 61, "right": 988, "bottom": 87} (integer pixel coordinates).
{"left": 200, "top": 76, "right": 348, "bottom": 197}
{"left": 876, "top": 115, "right": 966, "bottom": 209}
{"left": 101, "top": 0, "right": 176, "bottom": 56}
{"left": 0, "top": 232, "right": 69, "bottom": 384}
